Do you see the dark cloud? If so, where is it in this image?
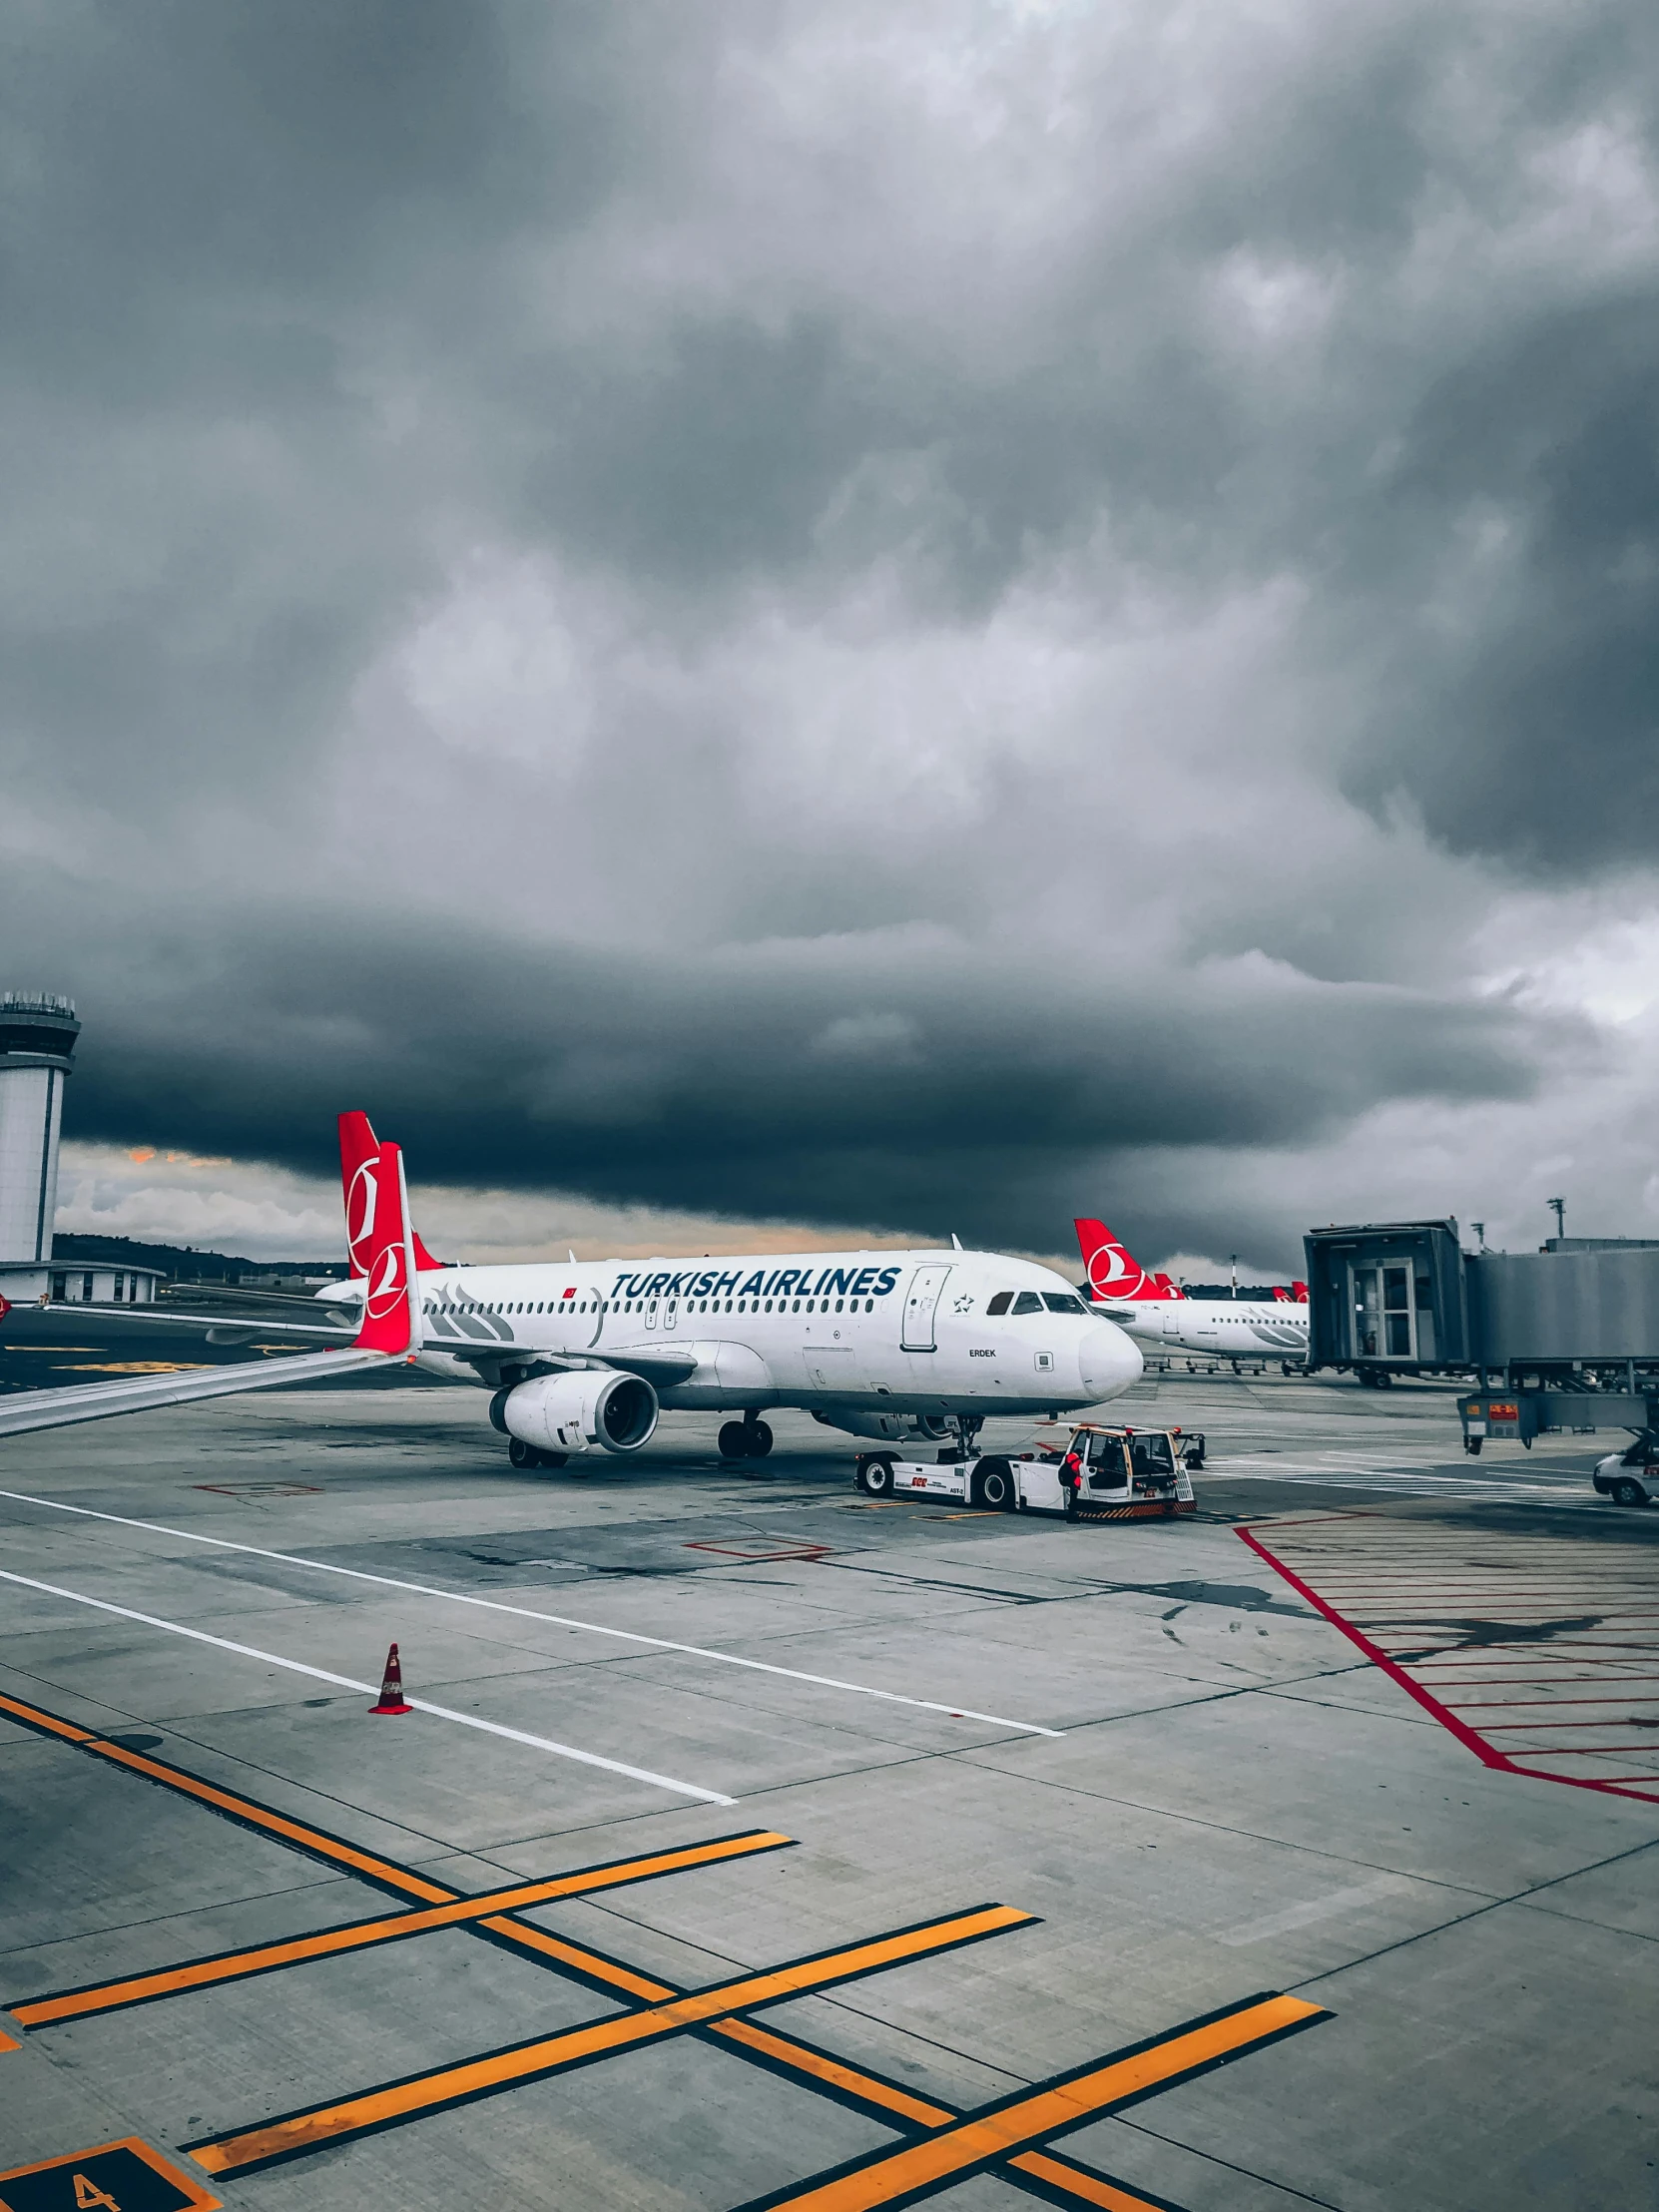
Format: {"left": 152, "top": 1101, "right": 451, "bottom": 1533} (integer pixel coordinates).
{"left": 2, "top": 0, "right": 1657, "bottom": 1265}
{"left": 1359, "top": 295, "right": 1659, "bottom": 869}
{"left": 12, "top": 868, "right": 1567, "bottom": 1253}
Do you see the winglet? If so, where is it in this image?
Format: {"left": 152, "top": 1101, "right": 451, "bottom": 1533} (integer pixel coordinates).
{"left": 339, "top": 1111, "right": 446, "bottom": 1275}
{"left": 351, "top": 1142, "right": 422, "bottom": 1357}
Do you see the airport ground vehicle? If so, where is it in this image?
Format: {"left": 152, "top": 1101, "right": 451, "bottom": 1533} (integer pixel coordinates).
{"left": 853, "top": 1421, "right": 1200, "bottom": 1519}
{"left": 1592, "top": 1432, "right": 1659, "bottom": 1507}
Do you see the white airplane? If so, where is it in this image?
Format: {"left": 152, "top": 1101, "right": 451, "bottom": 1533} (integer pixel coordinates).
{"left": 0, "top": 1117, "right": 1143, "bottom": 1464}
{"left": 1075, "top": 1218, "right": 1310, "bottom": 1364}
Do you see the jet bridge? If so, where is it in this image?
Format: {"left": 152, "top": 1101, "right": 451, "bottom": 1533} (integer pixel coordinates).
{"left": 1307, "top": 1218, "right": 1659, "bottom": 1391}
{"left": 1304, "top": 1220, "right": 1471, "bottom": 1382}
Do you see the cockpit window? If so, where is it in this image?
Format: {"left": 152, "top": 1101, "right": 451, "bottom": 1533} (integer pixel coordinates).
{"left": 985, "top": 1291, "right": 1013, "bottom": 1315}
{"left": 1043, "top": 1293, "right": 1089, "bottom": 1316}
{"left": 1011, "top": 1292, "right": 1043, "bottom": 1316}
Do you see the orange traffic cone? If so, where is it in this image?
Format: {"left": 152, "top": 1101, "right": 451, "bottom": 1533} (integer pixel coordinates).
{"left": 370, "top": 1642, "right": 412, "bottom": 1716}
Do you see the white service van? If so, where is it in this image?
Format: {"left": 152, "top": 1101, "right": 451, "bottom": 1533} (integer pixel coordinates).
{"left": 1592, "top": 1431, "right": 1658, "bottom": 1507}
{"left": 853, "top": 1421, "right": 1199, "bottom": 1519}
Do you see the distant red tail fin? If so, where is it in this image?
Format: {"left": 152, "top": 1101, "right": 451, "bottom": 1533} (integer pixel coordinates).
{"left": 1073, "top": 1218, "right": 1164, "bottom": 1301}
{"left": 339, "top": 1109, "right": 443, "bottom": 1274}
{"left": 1291, "top": 1280, "right": 1309, "bottom": 1303}
{"left": 351, "top": 1141, "right": 419, "bottom": 1356}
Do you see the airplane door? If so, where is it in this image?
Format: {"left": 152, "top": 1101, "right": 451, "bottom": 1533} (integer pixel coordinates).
{"left": 901, "top": 1265, "right": 952, "bottom": 1351}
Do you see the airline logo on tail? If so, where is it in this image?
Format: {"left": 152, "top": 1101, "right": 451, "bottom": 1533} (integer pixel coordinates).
{"left": 339, "top": 1110, "right": 444, "bottom": 1275}
{"left": 1073, "top": 1219, "right": 1176, "bottom": 1302}
{"left": 351, "top": 1139, "right": 420, "bottom": 1357}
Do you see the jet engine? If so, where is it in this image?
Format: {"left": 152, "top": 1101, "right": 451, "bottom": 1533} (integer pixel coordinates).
{"left": 812, "top": 1408, "right": 951, "bottom": 1442}
{"left": 490, "top": 1370, "right": 659, "bottom": 1456}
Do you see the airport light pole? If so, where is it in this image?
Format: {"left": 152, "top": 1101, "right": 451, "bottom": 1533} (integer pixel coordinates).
{"left": 1547, "top": 1197, "right": 1566, "bottom": 1242}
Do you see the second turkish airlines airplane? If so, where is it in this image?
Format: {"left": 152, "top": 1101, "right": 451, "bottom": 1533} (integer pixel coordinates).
{"left": 0, "top": 1116, "right": 1143, "bottom": 1464}
{"left": 1075, "top": 1219, "right": 1310, "bottom": 1362}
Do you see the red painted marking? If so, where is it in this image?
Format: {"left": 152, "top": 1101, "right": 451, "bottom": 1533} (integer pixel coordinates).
{"left": 1237, "top": 1521, "right": 1659, "bottom": 1806}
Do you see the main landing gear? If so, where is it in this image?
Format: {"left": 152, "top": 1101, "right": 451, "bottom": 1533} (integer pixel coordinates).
{"left": 719, "top": 1413, "right": 774, "bottom": 1460}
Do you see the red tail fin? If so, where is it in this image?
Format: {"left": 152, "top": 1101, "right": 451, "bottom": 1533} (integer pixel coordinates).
{"left": 1073, "top": 1218, "right": 1165, "bottom": 1301}
{"left": 339, "top": 1110, "right": 443, "bottom": 1274}
{"left": 1291, "top": 1280, "right": 1309, "bottom": 1303}
{"left": 351, "top": 1141, "right": 419, "bottom": 1356}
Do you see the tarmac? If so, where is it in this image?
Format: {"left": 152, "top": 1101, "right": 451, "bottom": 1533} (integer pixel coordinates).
{"left": 1, "top": 1345, "right": 1656, "bottom": 2211}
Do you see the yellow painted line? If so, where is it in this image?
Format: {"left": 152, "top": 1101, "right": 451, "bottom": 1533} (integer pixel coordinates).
{"left": 0, "top": 1688, "right": 97, "bottom": 1744}
{"left": 88, "top": 1739, "right": 457, "bottom": 1901}
{"left": 751, "top": 1994, "right": 1329, "bottom": 2210}
{"left": 717, "top": 2019, "right": 955, "bottom": 2128}
{"left": 472, "top": 1915, "right": 675, "bottom": 2000}
{"left": 13, "top": 1832, "right": 793, "bottom": 2026}
{"left": 191, "top": 1906, "right": 1035, "bottom": 2175}
{"left": 0, "top": 1685, "right": 454, "bottom": 1897}
{"left": 1009, "top": 2152, "right": 1174, "bottom": 2209}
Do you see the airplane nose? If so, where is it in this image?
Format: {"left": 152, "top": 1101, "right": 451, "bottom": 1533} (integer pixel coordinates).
{"left": 1080, "top": 1322, "right": 1142, "bottom": 1400}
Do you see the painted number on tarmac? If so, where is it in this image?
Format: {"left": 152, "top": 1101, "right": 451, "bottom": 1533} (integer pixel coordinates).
{"left": 0, "top": 2140, "right": 219, "bottom": 2212}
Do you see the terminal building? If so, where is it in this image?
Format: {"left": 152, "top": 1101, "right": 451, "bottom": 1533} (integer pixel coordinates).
{"left": 0, "top": 992, "right": 165, "bottom": 1307}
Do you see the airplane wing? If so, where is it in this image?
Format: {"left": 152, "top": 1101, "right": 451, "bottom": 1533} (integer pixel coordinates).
{"left": 0, "top": 1140, "right": 422, "bottom": 1442}
{"left": 425, "top": 1345, "right": 701, "bottom": 1390}
{"left": 0, "top": 1346, "right": 400, "bottom": 1439}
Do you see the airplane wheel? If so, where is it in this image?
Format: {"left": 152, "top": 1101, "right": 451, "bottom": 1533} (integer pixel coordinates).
{"left": 1463, "top": 1436, "right": 1482, "bottom": 1455}
{"left": 538, "top": 1451, "right": 568, "bottom": 1469}
{"left": 718, "top": 1421, "right": 749, "bottom": 1458}
{"left": 747, "top": 1420, "right": 774, "bottom": 1458}
{"left": 974, "top": 1459, "right": 1015, "bottom": 1510}
{"left": 862, "top": 1455, "right": 894, "bottom": 1495}
{"left": 507, "top": 1436, "right": 536, "bottom": 1469}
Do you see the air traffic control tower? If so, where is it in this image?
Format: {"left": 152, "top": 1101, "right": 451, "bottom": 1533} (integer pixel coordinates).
{"left": 0, "top": 993, "right": 166, "bottom": 1307}
{"left": 0, "top": 990, "right": 79, "bottom": 1279}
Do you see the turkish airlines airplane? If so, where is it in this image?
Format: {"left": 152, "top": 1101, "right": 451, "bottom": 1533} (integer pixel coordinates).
{"left": 0, "top": 1117, "right": 1143, "bottom": 1463}
{"left": 1075, "top": 1218, "right": 1310, "bottom": 1363}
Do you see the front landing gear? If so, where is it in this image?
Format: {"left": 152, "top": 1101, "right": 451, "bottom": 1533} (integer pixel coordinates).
{"left": 719, "top": 1414, "right": 774, "bottom": 1460}
{"left": 507, "top": 1436, "right": 568, "bottom": 1470}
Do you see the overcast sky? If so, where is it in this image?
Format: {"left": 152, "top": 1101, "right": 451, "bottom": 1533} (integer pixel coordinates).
{"left": 6, "top": 1, "right": 1658, "bottom": 1271}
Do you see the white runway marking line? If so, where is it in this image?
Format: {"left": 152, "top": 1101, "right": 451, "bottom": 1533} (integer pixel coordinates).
{"left": 0, "top": 1566, "right": 734, "bottom": 1807}
{"left": 0, "top": 1489, "right": 1062, "bottom": 1738}
{"left": 1218, "top": 1873, "right": 1414, "bottom": 1946}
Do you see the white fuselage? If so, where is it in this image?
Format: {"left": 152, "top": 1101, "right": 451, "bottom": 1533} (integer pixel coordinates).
{"left": 1092, "top": 1296, "right": 1310, "bottom": 1361}
{"left": 325, "top": 1249, "right": 1142, "bottom": 1418}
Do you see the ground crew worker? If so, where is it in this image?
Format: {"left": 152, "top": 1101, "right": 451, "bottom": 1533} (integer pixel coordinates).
{"left": 1061, "top": 1445, "right": 1084, "bottom": 1519}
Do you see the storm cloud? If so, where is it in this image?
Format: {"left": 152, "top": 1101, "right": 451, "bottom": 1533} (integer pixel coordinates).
{"left": 4, "top": 1, "right": 1657, "bottom": 1269}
